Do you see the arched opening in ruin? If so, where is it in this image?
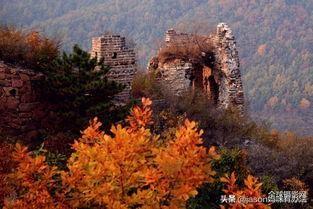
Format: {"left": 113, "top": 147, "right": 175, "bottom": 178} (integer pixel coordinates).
{"left": 191, "top": 50, "right": 219, "bottom": 104}
{"left": 201, "top": 66, "right": 219, "bottom": 104}
{"left": 190, "top": 64, "right": 220, "bottom": 105}
{"left": 208, "top": 75, "right": 219, "bottom": 104}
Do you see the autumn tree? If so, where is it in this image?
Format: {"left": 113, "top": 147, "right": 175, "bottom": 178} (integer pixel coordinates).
{"left": 3, "top": 98, "right": 219, "bottom": 208}
{"left": 61, "top": 98, "right": 220, "bottom": 208}
{"left": 3, "top": 144, "right": 69, "bottom": 209}
{"left": 220, "top": 172, "right": 271, "bottom": 209}
{"left": 3, "top": 98, "right": 270, "bottom": 209}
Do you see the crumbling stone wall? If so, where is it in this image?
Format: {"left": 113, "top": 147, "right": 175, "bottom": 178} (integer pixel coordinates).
{"left": 91, "top": 34, "right": 137, "bottom": 102}
{"left": 165, "top": 28, "right": 190, "bottom": 43}
{"left": 148, "top": 23, "right": 245, "bottom": 113}
{"left": 215, "top": 23, "right": 244, "bottom": 112}
{"left": 0, "top": 62, "right": 47, "bottom": 140}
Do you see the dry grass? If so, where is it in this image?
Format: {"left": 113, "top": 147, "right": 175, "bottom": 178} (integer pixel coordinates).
{"left": 157, "top": 35, "right": 215, "bottom": 65}
{"left": 0, "top": 25, "right": 59, "bottom": 71}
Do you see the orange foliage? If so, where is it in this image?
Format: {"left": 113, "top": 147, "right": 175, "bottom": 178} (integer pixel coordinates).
{"left": 257, "top": 44, "right": 267, "bottom": 56}
{"left": 266, "top": 96, "right": 279, "bottom": 108}
{"left": 283, "top": 177, "right": 309, "bottom": 192}
{"left": 0, "top": 26, "right": 59, "bottom": 70}
{"left": 220, "top": 172, "right": 271, "bottom": 209}
{"left": 3, "top": 144, "right": 69, "bottom": 209}
{"left": 0, "top": 143, "right": 16, "bottom": 208}
{"left": 299, "top": 98, "right": 310, "bottom": 109}
{"left": 126, "top": 97, "right": 153, "bottom": 131}
{"left": 4, "top": 98, "right": 220, "bottom": 209}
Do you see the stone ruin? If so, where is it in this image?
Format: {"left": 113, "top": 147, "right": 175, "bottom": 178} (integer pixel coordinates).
{"left": 90, "top": 33, "right": 137, "bottom": 102}
{"left": 148, "top": 23, "right": 245, "bottom": 113}
{"left": 0, "top": 23, "right": 244, "bottom": 140}
{"left": 0, "top": 33, "right": 138, "bottom": 140}
{"left": 0, "top": 62, "right": 48, "bottom": 140}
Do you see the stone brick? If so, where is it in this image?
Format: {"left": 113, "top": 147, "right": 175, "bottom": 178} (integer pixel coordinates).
{"left": 19, "top": 112, "right": 33, "bottom": 118}
{"left": 0, "top": 96, "right": 7, "bottom": 110}
{"left": 21, "top": 93, "right": 36, "bottom": 103}
{"left": 20, "top": 73, "right": 30, "bottom": 81}
{"left": 6, "top": 97, "right": 19, "bottom": 110}
{"left": 32, "top": 108, "right": 46, "bottom": 120}
{"left": 0, "top": 80, "right": 11, "bottom": 87}
{"left": 12, "top": 79, "right": 23, "bottom": 88}
{"left": 18, "top": 84, "right": 32, "bottom": 94}
{"left": 19, "top": 102, "right": 38, "bottom": 112}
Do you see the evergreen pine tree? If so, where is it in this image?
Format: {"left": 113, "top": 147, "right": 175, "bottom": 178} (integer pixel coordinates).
{"left": 39, "top": 45, "right": 126, "bottom": 133}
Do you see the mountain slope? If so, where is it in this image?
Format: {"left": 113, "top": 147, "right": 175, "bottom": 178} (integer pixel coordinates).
{"left": 1, "top": 0, "right": 312, "bottom": 134}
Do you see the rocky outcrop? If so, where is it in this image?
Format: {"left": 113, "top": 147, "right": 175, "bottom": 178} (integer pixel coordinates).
{"left": 148, "top": 23, "right": 245, "bottom": 113}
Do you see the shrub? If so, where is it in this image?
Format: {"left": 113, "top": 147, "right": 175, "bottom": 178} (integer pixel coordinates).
{"left": 154, "top": 89, "right": 275, "bottom": 147}
{"left": 0, "top": 26, "right": 59, "bottom": 71}
{"left": 3, "top": 98, "right": 271, "bottom": 208}
{"left": 131, "top": 70, "right": 163, "bottom": 99}
{"left": 3, "top": 144, "right": 69, "bottom": 209}
{"left": 220, "top": 172, "right": 271, "bottom": 209}
{"left": 260, "top": 176, "right": 279, "bottom": 195}
{"left": 158, "top": 35, "right": 215, "bottom": 65}
{"left": 282, "top": 177, "right": 309, "bottom": 192}
{"left": 187, "top": 148, "right": 250, "bottom": 208}
{"left": 247, "top": 133, "right": 313, "bottom": 188}
{"left": 3, "top": 98, "right": 220, "bottom": 208}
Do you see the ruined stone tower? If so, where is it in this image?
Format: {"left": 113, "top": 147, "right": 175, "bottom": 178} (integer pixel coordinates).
{"left": 148, "top": 23, "right": 245, "bottom": 113}
{"left": 91, "top": 34, "right": 137, "bottom": 102}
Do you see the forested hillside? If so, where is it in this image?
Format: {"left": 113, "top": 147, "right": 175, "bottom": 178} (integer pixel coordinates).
{"left": 1, "top": 0, "right": 312, "bottom": 135}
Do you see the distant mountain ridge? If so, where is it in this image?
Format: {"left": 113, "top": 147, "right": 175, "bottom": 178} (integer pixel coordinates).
{"left": 1, "top": 0, "right": 312, "bottom": 135}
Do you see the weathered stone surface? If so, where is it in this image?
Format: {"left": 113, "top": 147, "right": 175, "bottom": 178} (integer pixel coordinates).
{"left": 6, "top": 97, "right": 19, "bottom": 110}
{"left": 0, "top": 61, "right": 48, "bottom": 140}
{"left": 0, "top": 73, "right": 5, "bottom": 80}
{"left": 3, "top": 87, "right": 17, "bottom": 96}
{"left": 90, "top": 34, "right": 137, "bottom": 102}
{"left": 154, "top": 60, "right": 193, "bottom": 95}
{"left": 0, "top": 80, "right": 11, "bottom": 87}
{"left": 148, "top": 23, "right": 245, "bottom": 114}
{"left": 19, "top": 112, "right": 33, "bottom": 118}
{"left": 21, "top": 93, "right": 36, "bottom": 103}
{"left": 19, "top": 102, "right": 39, "bottom": 112}
{"left": 12, "top": 79, "right": 23, "bottom": 88}
{"left": 32, "top": 108, "right": 46, "bottom": 120}
{"left": 20, "top": 73, "right": 30, "bottom": 81}
{"left": 215, "top": 23, "right": 245, "bottom": 113}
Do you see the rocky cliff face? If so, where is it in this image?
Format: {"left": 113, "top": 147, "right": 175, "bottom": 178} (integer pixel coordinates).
{"left": 148, "top": 23, "right": 245, "bottom": 113}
